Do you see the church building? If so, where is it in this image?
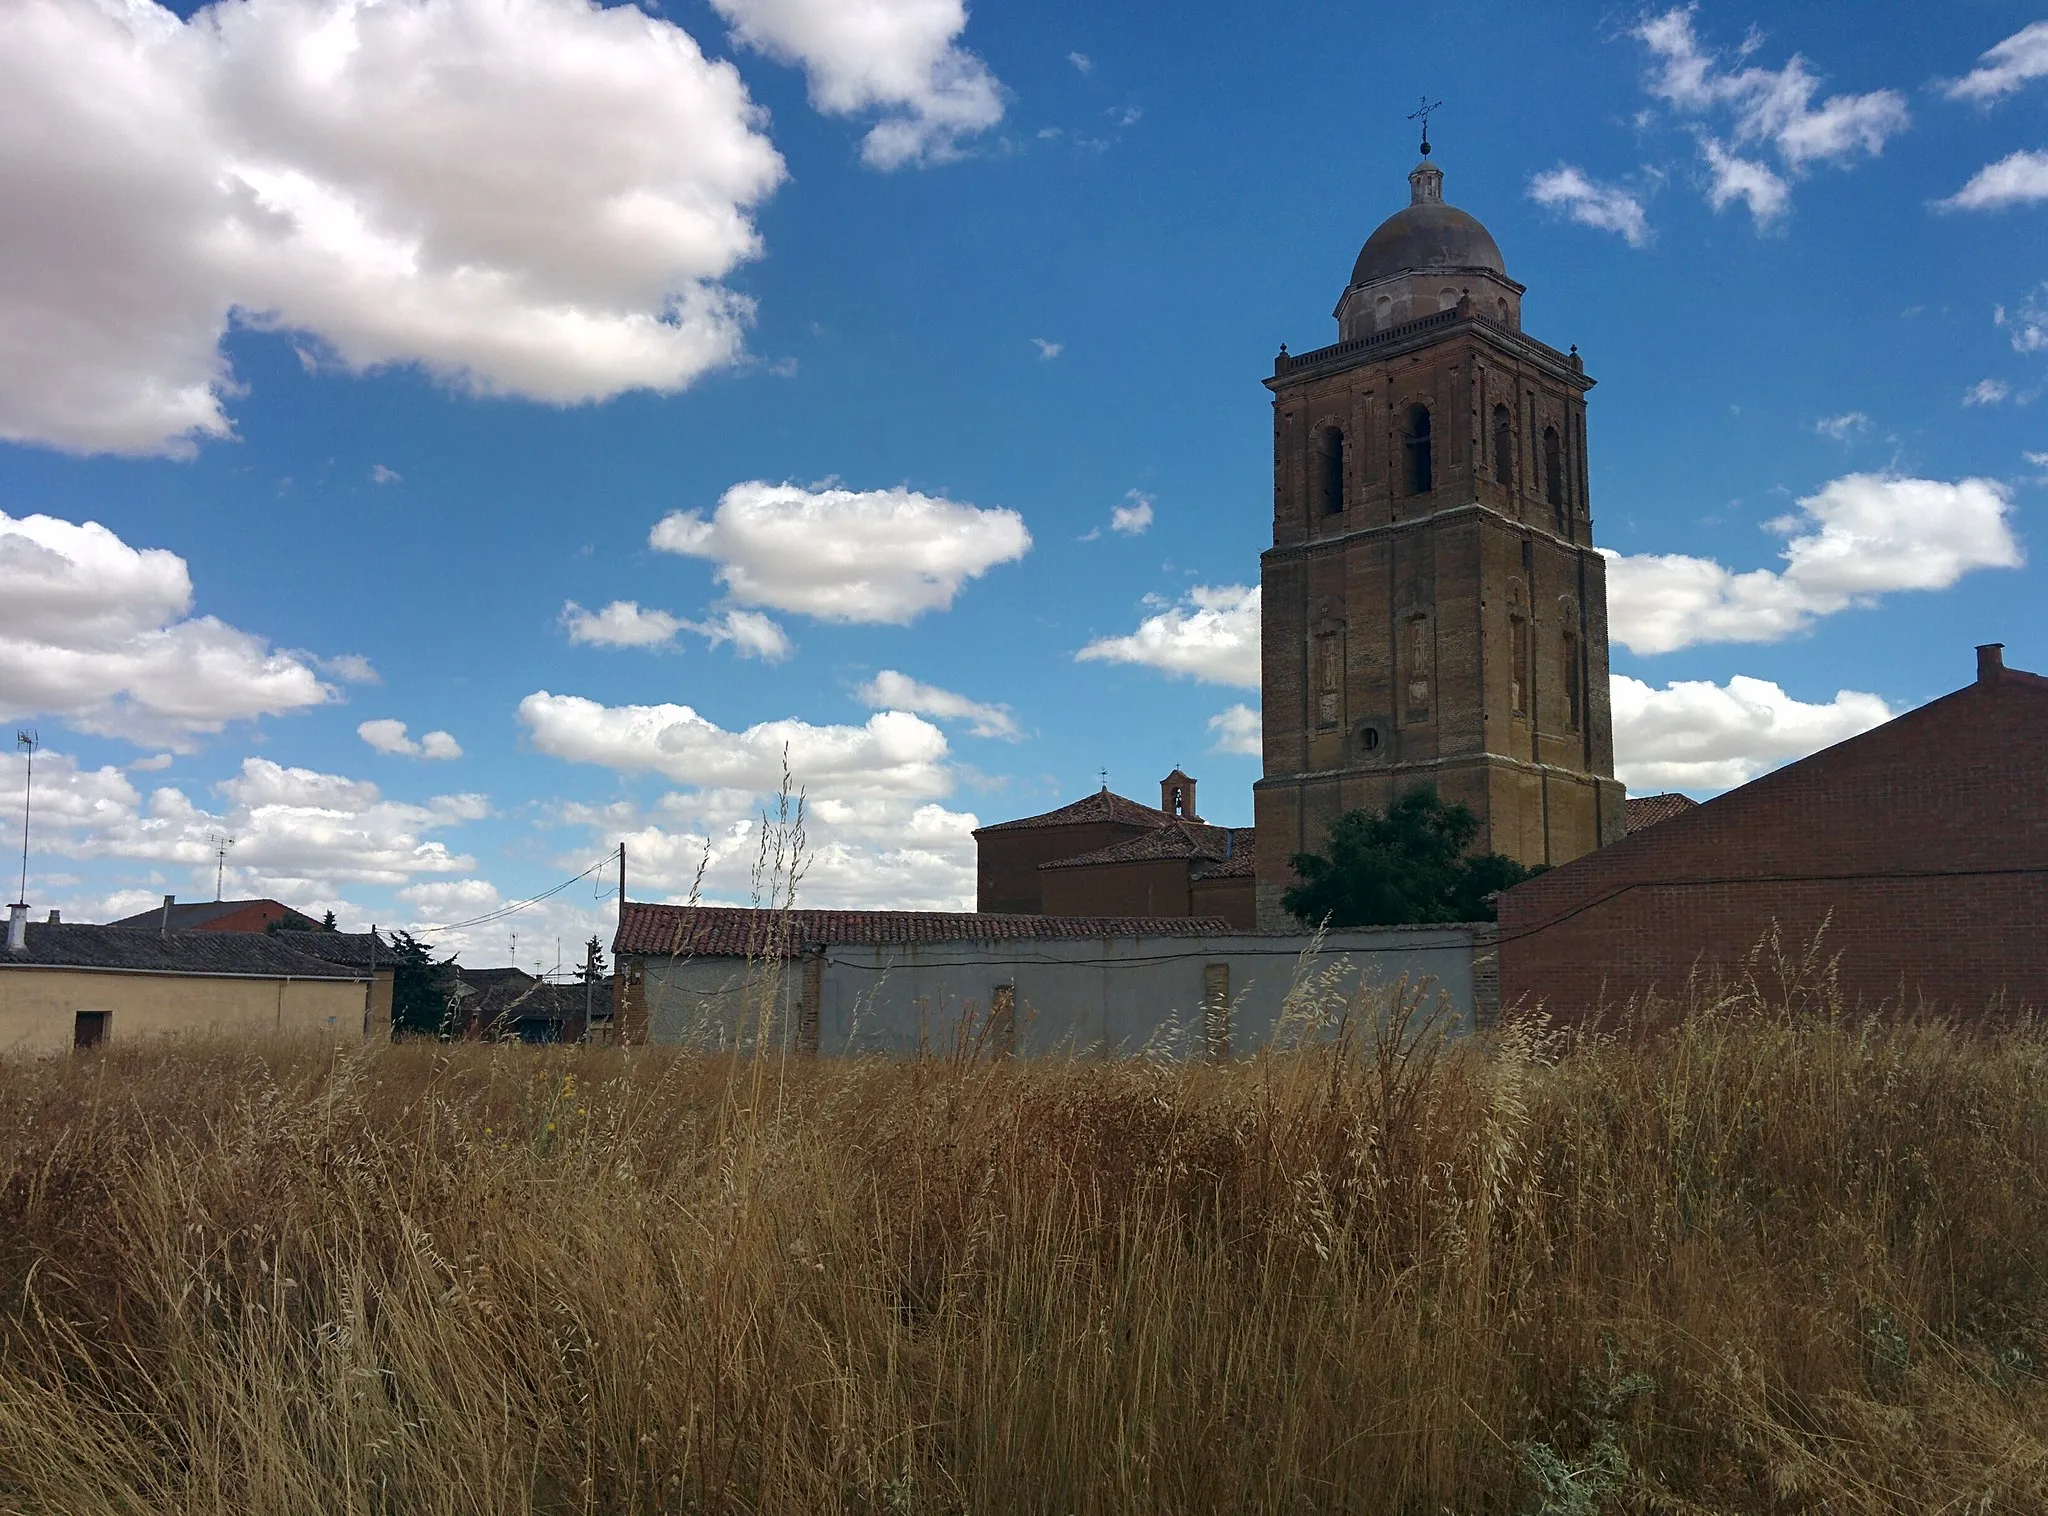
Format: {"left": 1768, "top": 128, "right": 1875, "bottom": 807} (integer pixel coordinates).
{"left": 1252, "top": 141, "right": 1625, "bottom": 927}
{"left": 975, "top": 137, "right": 1626, "bottom": 932}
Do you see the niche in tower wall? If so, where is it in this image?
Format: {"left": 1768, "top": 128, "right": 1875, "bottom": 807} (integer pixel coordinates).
{"left": 1313, "top": 623, "right": 1346, "bottom": 731}
{"left": 1505, "top": 578, "right": 1530, "bottom": 720}
{"left": 1402, "top": 610, "right": 1433, "bottom": 723}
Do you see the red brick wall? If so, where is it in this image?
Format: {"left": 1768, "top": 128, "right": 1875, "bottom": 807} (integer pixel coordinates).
{"left": 1040, "top": 858, "right": 1192, "bottom": 920}
{"left": 976, "top": 821, "right": 1154, "bottom": 913}
{"left": 1497, "top": 667, "right": 2048, "bottom": 1019}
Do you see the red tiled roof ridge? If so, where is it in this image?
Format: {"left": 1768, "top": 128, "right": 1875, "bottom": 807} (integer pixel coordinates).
{"left": 1625, "top": 792, "right": 1700, "bottom": 832}
{"left": 615, "top": 901, "right": 1232, "bottom": 957}
{"left": 971, "top": 788, "right": 1174, "bottom": 834}
{"left": 1039, "top": 822, "right": 1254, "bottom": 870}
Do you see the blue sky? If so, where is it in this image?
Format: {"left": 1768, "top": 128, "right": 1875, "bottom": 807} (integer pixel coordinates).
{"left": 1, "top": 0, "right": 2043, "bottom": 964}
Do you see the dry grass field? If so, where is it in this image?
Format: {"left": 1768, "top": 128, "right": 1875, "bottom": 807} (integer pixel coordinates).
{"left": 2, "top": 960, "right": 2046, "bottom": 1514}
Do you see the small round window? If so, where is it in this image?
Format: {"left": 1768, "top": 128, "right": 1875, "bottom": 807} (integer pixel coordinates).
{"left": 1357, "top": 724, "right": 1383, "bottom": 754}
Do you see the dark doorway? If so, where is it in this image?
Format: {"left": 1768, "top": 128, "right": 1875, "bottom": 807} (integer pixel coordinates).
{"left": 74, "top": 1011, "right": 108, "bottom": 1049}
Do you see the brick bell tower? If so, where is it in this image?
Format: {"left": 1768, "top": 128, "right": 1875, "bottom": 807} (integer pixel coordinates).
{"left": 1252, "top": 140, "right": 1626, "bottom": 929}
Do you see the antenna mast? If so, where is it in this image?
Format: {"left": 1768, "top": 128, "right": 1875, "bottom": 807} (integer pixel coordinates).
{"left": 206, "top": 832, "right": 236, "bottom": 902}
{"left": 14, "top": 730, "right": 36, "bottom": 908}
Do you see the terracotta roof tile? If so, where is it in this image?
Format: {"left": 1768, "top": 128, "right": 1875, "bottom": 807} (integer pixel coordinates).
{"left": 615, "top": 902, "right": 1231, "bottom": 958}
{"left": 971, "top": 788, "right": 1172, "bottom": 834}
{"left": 1039, "top": 822, "right": 1255, "bottom": 871}
{"left": 1625, "top": 793, "right": 1700, "bottom": 832}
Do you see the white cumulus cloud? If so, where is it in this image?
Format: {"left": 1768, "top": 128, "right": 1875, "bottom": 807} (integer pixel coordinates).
{"left": 1963, "top": 378, "right": 2011, "bottom": 406}
{"left": 525, "top": 691, "right": 978, "bottom": 909}
{"left": 1635, "top": 6, "right": 1906, "bottom": 227}
{"left": 1943, "top": 21, "right": 2048, "bottom": 104}
{"left": 1937, "top": 149, "right": 2048, "bottom": 212}
{"left": 16, "top": 752, "right": 483, "bottom": 905}
{"left": 1110, "top": 491, "right": 1155, "bottom": 536}
{"left": 2003, "top": 287, "right": 2048, "bottom": 353}
{"left": 1605, "top": 472, "right": 2021, "bottom": 655}
{"left": 650, "top": 481, "right": 1030, "bottom": 624}
{"left": 1081, "top": 581, "right": 1253, "bottom": 688}
{"left": 1528, "top": 165, "right": 1651, "bottom": 246}
{"left": 1077, "top": 584, "right": 1261, "bottom": 688}
{"left": 357, "top": 719, "right": 462, "bottom": 760}
{"left": 0, "top": 0, "right": 785, "bottom": 457}
{"left": 707, "top": 0, "right": 1003, "bottom": 169}
{"left": 0, "top": 508, "right": 334, "bottom": 746}
{"left": 559, "top": 600, "right": 793, "bottom": 661}
{"left": 1206, "top": 703, "right": 1261, "bottom": 756}
{"left": 1611, "top": 674, "right": 1893, "bottom": 791}
{"left": 858, "top": 669, "right": 1019, "bottom": 740}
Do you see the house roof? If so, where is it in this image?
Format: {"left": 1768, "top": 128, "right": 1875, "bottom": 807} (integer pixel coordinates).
{"left": 271, "top": 930, "right": 396, "bottom": 970}
{"left": 2, "top": 924, "right": 368, "bottom": 979}
{"left": 1039, "top": 822, "right": 1255, "bottom": 871}
{"left": 452, "top": 966, "right": 587, "bottom": 1026}
{"left": 106, "top": 898, "right": 304, "bottom": 931}
{"left": 615, "top": 902, "right": 1232, "bottom": 958}
{"left": 1625, "top": 793, "right": 1700, "bottom": 832}
{"left": 971, "top": 788, "right": 1173, "bottom": 835}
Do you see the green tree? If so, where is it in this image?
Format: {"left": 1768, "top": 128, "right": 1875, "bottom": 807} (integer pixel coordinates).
{"left": 386, "top": 930, "right": 457, "bottom": 1039}
{"left": 320, "top": 909, "right": 337, "bottom": 931}
{"left": 576, "top": 935, "right": 608, "bottom": 984}
{"left": 1283, "top": 787, "right": 1542, "bottom": 927}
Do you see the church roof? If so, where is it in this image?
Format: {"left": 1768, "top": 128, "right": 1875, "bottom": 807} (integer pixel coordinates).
{"left": 1039, "top": 823, "right": 1255, "bottom": 872}
{"left": 1349, "top": 159, "right": 1505, "bottom": 287}
{"left": 971, "top": 788, "right": 1172, "bottom": 835}
{"left": 1625, "top": 793, "right": 1701, "bottom": 832}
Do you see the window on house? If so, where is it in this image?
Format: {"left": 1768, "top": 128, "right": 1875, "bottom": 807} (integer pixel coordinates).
{"left": 1315, "top": 426, "right": 1344, "bottom": 515}
{"left": 1543, "top": 426, "right": 1564, "bottom": 516}
{"left": 1403, "top": 406, "right": 1433, "bottom": 495}
{"left": 1492, "top": 404, "right": 1512, "bottom": 486}
{"left": 74, "top": 1011, "right": 108, "bottom": 1050}
{"left": 1564, "top": 629, "right": 1583, "bottom": 733}
{"left": 1510, "top": 616, "right": 1530, "bottom": 717}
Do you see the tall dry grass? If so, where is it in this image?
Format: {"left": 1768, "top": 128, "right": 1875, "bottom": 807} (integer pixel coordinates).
{"left": 2, "top": 972, "right": 2046, "bottom": 1514}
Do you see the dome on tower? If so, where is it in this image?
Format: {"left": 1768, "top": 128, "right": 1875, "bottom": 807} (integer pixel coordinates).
{"left": 1348, "top": 158, "right": 1505, "bottom": 287}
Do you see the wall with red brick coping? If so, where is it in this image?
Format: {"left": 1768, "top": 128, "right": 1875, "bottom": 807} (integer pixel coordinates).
{"left": 1497, "top": 652, "right": 2048, "bottom": 1019}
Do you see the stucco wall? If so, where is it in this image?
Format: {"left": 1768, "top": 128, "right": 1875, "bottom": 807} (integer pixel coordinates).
{"left": 0, "top": 969, "right": 370, "bottom": 1055}
{"left": 634, "top": 926, "right": 1486, "bottom": 1058}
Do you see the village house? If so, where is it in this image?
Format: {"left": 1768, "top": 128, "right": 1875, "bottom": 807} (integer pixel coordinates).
{"left": 0, "top": 908, "right": 372, "bottom": 1053}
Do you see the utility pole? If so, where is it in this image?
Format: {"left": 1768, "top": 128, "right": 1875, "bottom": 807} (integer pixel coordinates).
{"left": 615, "top": 842, "right": 627, "bottom": 1043}
{"left": 14, "top": 730, "right": 35, "bottom": 909}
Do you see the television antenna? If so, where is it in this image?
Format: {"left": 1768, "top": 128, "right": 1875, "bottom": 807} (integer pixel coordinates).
{"left": 14, "top": 730, "right": 36, "bottom": 909}
{"left": 205, "top": 832, "right": 235, "bottom": 902}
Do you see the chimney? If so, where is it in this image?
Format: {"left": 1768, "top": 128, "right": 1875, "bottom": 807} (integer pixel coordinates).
{"left": 45, "top": 909, "right": 58, "bottom": 924}
{"left": 1978, "top": 643, "right": 2005, "bottom": 685}
{"left": 159, "top": 892, "right": 174, "bottom": 938}
{"left": 6, "top": 903, "right": 25, "bottom": 954}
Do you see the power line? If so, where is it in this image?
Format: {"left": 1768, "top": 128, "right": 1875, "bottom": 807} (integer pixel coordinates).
{"left": 411, "top": 853, "right": 615, "bottom": 935}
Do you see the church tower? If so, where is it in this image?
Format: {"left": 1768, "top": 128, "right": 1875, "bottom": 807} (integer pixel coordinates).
{"left": 1253, "top": 144, "right": 1626, "bottom": 929}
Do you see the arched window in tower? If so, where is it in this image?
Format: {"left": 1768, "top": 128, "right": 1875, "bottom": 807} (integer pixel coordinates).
{"left": 1492, "top": 405, "right": 1512, "bottom": 487}
{"left": 1543, "top": 425, "right": 1564, "bottom": 519}
{"left": 1402, "top": 406, "right": 1433, "bottom": 496}
{"left": 1314, "top": 426, "right": 1345, "bottom": 516}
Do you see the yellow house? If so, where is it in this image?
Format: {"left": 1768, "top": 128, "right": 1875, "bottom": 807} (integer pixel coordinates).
{"left": 0, "top": 910, "right": 371, "bottom": 1055}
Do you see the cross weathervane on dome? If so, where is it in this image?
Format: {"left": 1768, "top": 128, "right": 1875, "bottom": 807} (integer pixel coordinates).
{"left": 1407, "top": 95, "right": 1443, "bottom": 156}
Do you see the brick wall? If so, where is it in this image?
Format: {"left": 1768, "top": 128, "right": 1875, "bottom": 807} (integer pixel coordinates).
{"left": 1498, "top": 658, "right": 2048, "bottom": 1019}
{"left": 977, "top": 820, "right": 1153, "bottom": 913}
